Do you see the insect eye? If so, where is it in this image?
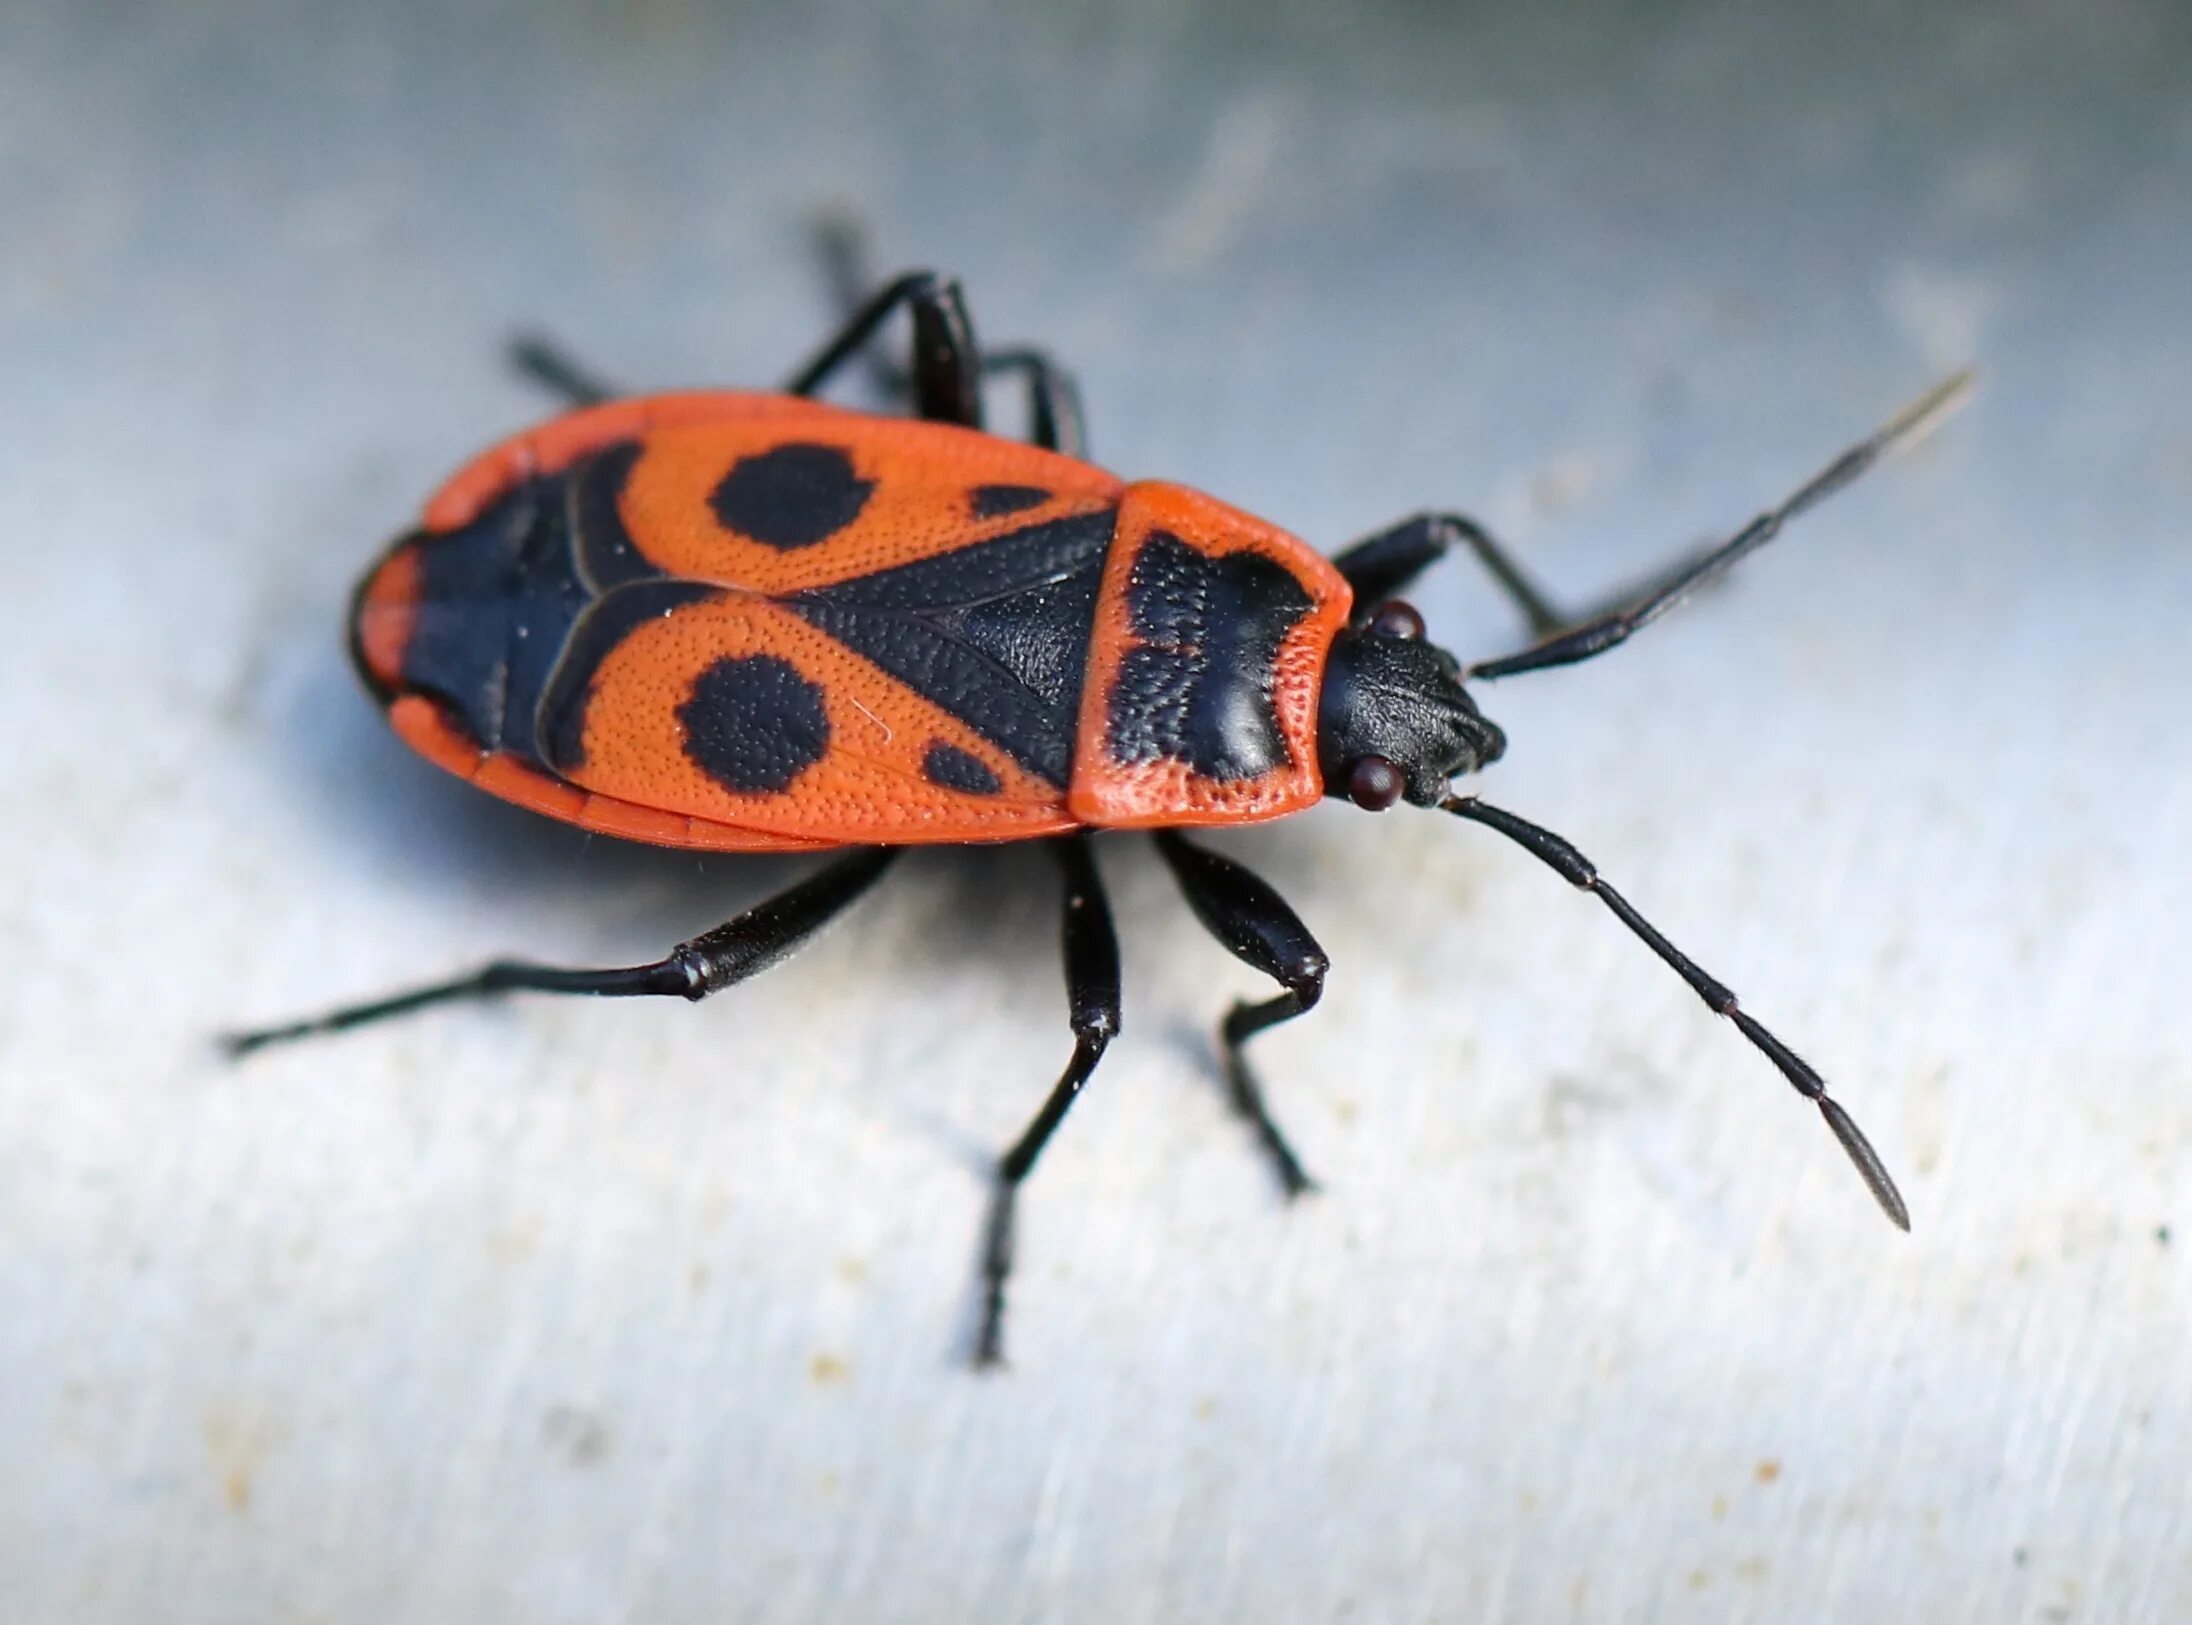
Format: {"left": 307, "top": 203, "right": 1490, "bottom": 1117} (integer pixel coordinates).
{"left": 1368, "top": 600, "right": 1426, "bottom": 641}
{"left": 1347, "top": 755, "right": 1407, "bottom": 811}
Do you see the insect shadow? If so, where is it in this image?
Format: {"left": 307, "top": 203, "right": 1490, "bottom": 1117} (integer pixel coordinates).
{"left": 259, "top": 639, "right": 811, "bottom": 949}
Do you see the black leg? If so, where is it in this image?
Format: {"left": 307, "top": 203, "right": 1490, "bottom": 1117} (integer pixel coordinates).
{"left": 1332, "top": 512, "right": 1568, "bottom": 636}
{"left": 974, "top": 346, "right": 1087, "bottom": 459}
{"left": 1153, "top": 833, "right": 1328, "bottom": 1198}
{"left": 1468, "top": 370, "right": 1973, "bottom": 681}
{"left": 812, "top": 216, "right": 1087, "bottom": 455}
{"left": 221, "top": 849, "right": 899, "bottom": 1056}
{"left": 974, "top": 837, "right": 1122, "bottom": 1367}
{"left": 507, "top": 334, "right": 620, "bottom": 408}
{"left": 1338, "top": 513, "right": 1783, "bottom": 648}
{"left": 782, "top": 270, "right": 983, "bottom": 427}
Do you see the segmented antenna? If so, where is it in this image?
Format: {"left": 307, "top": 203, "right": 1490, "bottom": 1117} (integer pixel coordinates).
{"left": 1470, "top": 371, "right": 1974, "bottom": 681}
{"left": 1443, "top": 794, "right": 1910, "bottom": 1230}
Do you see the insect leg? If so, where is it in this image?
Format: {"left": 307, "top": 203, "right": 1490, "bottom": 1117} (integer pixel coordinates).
{"left": 812, "top": 217, "right": 1086, "bottom": 454}
{"left": 1333, "top": 513, "right": 1567, "bottom": 635}
{"left": 505, "top": 335, "right": 621, "bottom": 408}
{"left": 976, "top": 347, "right": 1088, "bottom": 459}
{"left": 502, "top": 307, "right": 1064, "bottom": 444}
{"left": 812, "top": 213, "right": 925, "bottom": 402}
{"left": 221, "top": 849, "right": 899, "bottom": 1057}
{"left": 1153, "top": 832, "right": 1327, "bottom": 1198}
{"left": 783, "top": 270, "right": 983, "bottom": 427}
{"left": 1336, "top": 513, "right": 1752, "bottom": 645}
{"left": 974, "top": 837, "right": 1121, "bottom": 1367}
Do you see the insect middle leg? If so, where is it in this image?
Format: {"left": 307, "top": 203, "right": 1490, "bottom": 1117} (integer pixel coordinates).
{"left": 782, "top": 270, "right": 984, "bottom": 426}
{"left": 221, "top": 849, "right": 899, "bottom": 1055}
{"left": 511, "top": 244, "right": 1084, "bottom": 453}
{"left": 504, "top": 284, "right": 988, "bottom": 434}
{"left": 502, "top": 270, "right": 982, "bottom": 426}
{"left": 813, "top": 219, "right": 1086, "bottom": 456}
{"left": 1153, "top": 832, "right": 1328, "bottom": 1198}
{"left": 975, "top": 836, "right": 1121, "bottom": 1367}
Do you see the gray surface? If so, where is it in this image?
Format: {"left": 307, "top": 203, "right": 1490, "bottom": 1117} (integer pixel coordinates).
{"left": 3, "top": 1, "right": 2189, "bottom": 1620}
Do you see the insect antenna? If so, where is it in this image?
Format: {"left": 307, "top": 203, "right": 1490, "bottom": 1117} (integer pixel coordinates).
{"left": 1442, "top": 794, "right": 1910, "bottom": 1230}
{"left": 1468, "top": 370, "right": 1974, "bottom": 682}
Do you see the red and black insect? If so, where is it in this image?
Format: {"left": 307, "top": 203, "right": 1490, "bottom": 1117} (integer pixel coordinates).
{"left": 227, "top": 260, "right": 1965, "bottom": 1364}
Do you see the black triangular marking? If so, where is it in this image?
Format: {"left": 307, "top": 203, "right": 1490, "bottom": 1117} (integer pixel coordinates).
{"left": 788, "top": 509, "right": 1116, "bottom": 787}
{"left": 796, "top": 509, "right": 1114, "bottom": 611}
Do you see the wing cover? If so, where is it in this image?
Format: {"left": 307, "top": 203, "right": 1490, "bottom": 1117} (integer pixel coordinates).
{"left": 391, "top": 397, "right": 1130, "bottom": 845}
{"left": 547, "top": 591, "right": 1080, "bottom": 843}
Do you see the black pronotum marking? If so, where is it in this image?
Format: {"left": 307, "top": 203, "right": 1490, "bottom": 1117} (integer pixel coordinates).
{"left": 1107, "top": 530, "right": 1313, "bottom": 781}
{"left": 789, "top": 508, "right": 1117, "bottom": 787}
{"left": 676, "top": 653, "right": 831, "bottom": 795}
{"left": 709, "top": 443, "right": 875, "bottom": 551}
{"left": 969, "top": 483, "right": 1051, "bottom": 519}
{"left": 921, "top": 741, "right": 1003, "bottom": 796}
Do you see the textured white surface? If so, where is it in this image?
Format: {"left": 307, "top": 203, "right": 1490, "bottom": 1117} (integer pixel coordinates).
{"left": 3, "top": 1, "right": 2189, "bottom": 1620}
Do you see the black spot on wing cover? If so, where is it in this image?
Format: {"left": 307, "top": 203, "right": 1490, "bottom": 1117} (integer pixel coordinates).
{"left": 710, "top": 443, "right": 874, "bottom": 550}
{"left": 922, "top": 741, "right": 1002, "bottom": 795}
{"left": 676, "top": 653, "right": 831, "bottom": 795}
{"left": 1107, "top": 530, "right": 1313, "bottom": 781}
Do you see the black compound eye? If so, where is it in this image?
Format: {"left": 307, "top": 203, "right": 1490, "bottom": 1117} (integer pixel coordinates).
{"left": 1368, "top": 600, "right": 1426, "bottom": 641}
{"left": 1347, "top": 755, "right": 1407, "bottom": 811}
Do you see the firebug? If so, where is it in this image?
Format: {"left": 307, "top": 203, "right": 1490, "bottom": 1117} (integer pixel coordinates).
{"left": 228, "top": 251, "right": 1967, "bottom": 1364}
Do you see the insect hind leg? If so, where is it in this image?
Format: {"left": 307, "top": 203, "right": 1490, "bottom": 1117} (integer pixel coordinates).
{"left": 220, "top": 849, "right": 898, "bottom": 1056}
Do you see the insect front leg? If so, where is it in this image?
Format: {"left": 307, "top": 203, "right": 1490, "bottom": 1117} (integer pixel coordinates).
{"left": 974, "top": 836, "right": 1121, "bottom": 1368}
{"left": 1468, "top": 371, "right": 1973, "bottom": 679}
{"left": 1153, "top": 832, "right": 1328, "bottom": 1198}
{"left": 1335, "top": 510, "right": 1772, "bottom": 653}
{"left": 221, "top": 849, "right": 899, "bottom": 1056}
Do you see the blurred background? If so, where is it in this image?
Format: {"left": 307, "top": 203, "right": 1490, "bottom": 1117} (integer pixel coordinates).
{"left": 2, "top": 1, "right": 2187, "bottom": 1619}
